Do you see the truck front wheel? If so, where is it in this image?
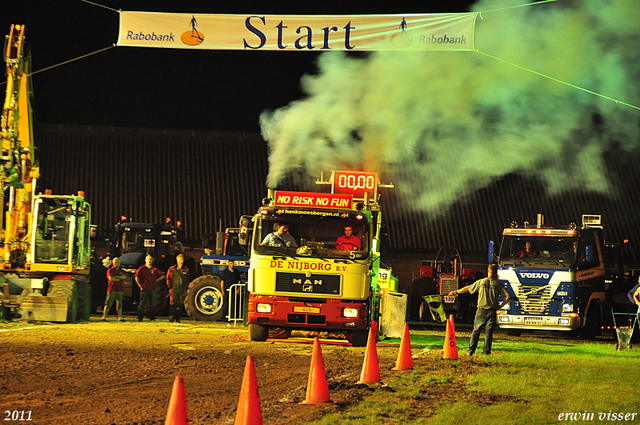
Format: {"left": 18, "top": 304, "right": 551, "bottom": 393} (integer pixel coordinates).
{"left": 184, "top": 275, "right": 225, "bottom": 321}
{"left": 349, "top": 329, "right": 368, "bottom": 347}
{"left": 249, "top": 323, "right": 269, "bottom": 341}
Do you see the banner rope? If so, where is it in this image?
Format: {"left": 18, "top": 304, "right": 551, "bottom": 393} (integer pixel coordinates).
{"left": 0, "top": 45, "right": 116, "bottom": 86}
{"left": 80, "top": 0, "right": 120, "bottom": 13}
{"left": 474, "top": 49, "right": 640, "bottom": 112}
{"left": 28, "top": 45, "right": 116, "bottom": 77}
{"left": 478, "top": 0, "right": 558, "bottom": 15}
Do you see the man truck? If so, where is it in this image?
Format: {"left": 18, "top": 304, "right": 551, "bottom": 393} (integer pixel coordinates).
{"left": 245, "top": 170, "right": 395, "bottom": 346}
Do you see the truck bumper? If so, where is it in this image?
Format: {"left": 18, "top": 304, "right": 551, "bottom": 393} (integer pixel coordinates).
{"left": 248, "top": 294, "right": 368, "bottom": 330}
{"left": 497, "top": 313, "right": 581, "bottom": 331}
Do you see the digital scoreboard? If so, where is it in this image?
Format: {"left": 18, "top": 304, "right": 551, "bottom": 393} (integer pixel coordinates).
{"left": 332, "top": 170, "right": 378, "bottom": 200}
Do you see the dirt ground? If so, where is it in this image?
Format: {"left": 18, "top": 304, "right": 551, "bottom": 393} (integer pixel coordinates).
{"left": 0, "top": 317, "right": 523, "bottom": 425}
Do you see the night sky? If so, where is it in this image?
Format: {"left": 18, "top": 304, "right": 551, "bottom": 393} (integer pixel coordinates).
{"left": 2, "top": 0, "right": 475, "bottom": 133}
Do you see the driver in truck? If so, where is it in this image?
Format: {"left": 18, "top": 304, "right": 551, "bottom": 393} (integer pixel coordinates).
{"left": 261, "top": 223, "right": 297, "bottom": 248}
{"left": 336, "top": 225, "right": 361, "bottom": 251}
{"left": 516, "top": 241, "right": 537, "bottom": 257}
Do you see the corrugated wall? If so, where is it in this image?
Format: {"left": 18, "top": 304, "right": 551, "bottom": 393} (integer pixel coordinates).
{"left": 36, "top": 125, "right": 269, "bottom": 242}
{"left": 34, "top": 124, "right": 640, "bottom": 253}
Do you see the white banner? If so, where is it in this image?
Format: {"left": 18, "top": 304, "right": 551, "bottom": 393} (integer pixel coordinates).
{"left": 117, "top": 11, "right": 478, "bottom": 51}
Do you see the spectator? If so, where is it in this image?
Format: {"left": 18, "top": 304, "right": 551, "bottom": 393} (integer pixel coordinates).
{"left": 221, "top": 260, "right": 242, "bottom": 321}
{"left": 102, "top": 257, "right": 126, "bottom": 321}
{"left": 166, "top": 254, "right": 190, "bottom": 323}
{"left": 135, "top": 255, "right": 165, "bottom": 322}
{"left": 336, "top": 225, "right": 361, "bottom": 251}
{"left": 261, "top": 223, "right": 297, "bottom": 247}
{"left": 448, "top": 264, "right": 511, "bottom": 355}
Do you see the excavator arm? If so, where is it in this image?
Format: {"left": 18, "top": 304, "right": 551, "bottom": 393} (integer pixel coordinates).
{"left": 1, "top": 24, "right": 39, "bottom": 268}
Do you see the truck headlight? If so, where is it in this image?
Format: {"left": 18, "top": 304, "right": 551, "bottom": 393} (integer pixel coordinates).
{"left": 256, "top": 303, "right": 272, "bottom": 313}
{"left": 562, "top": 303, "right": 573, "bottom": 313}
{"left": 343, "top": 307, "right": 359, "bottom": 318}
{"left": 499, "top": 316, "right": 509, "bottom": 323}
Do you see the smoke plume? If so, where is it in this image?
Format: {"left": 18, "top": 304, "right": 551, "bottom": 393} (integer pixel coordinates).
{"left": 260, "top": 0, "right": 640, "bottom": 212}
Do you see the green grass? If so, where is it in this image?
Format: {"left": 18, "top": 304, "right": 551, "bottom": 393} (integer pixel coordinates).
{"left": 307, "top": 331, "right": 640, "bottom": 425}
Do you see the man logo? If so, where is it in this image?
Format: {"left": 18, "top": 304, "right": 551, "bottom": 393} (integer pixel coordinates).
{"left": 182, "top": 15, "right": 205, "bottom": 46}
{"left": 303, "top": 285, "right": 313, "bottom": 292}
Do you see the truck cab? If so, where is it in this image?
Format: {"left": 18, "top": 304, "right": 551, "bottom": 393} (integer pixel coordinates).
{"left": 495, "top": 214, "right": 610, "bottom": 336}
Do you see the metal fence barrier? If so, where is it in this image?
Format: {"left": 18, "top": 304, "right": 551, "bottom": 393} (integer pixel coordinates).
{"left": 227, "top": 283, "right": 246, "bottom": 326}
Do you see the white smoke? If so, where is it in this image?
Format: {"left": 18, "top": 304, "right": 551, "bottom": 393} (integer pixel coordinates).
{"left": 260, "top": 0, "right": 640, "bottom": 211}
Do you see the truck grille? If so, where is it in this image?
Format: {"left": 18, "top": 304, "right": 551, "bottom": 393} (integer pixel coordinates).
{"left": 275, "top": 273, "right": 341, "bottom": 295}
{"left": 515, "top": 284, "right": 552, "bottom": 315}
{"left": 439, "top": 276, "right": 459, "bottom": 295}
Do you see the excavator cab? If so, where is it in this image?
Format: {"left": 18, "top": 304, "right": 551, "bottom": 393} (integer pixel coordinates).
{"left": 31, "top": 193, "right": 92, "bottom": 272}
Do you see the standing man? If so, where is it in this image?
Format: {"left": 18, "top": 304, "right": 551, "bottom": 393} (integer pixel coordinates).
{"left": 166, "top": 253, "right": 190, "bottom": 323}
{"left": 336, "top": 225, "right": 362, "bottom": 251}
{"left": 135, "top": 255, "right": 165, "bottom": 322}
{"left": 448, "top": 264, "right": 511, "bottom": 355}
{"left": 221, "top": 260, "right": 242, "bottom": 321}
{"left": 101, "top": 257, "right": 126, "bottom": 322}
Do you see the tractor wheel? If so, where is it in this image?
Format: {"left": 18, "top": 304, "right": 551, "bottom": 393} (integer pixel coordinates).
{"left": 249, "top": 323, "right": 269, "bottom": 341}
{"left": 184, "top": 275, "right": 225, "bottom": 321}
{"left": 75, "top": 280, "right": 92, "bottom": 321}
{"left": 154, "top": 281, "right": 170, "bottom": 317}
{"left": 46, "top": 280, "right": 78, "bottom": 322}
{"left": 418, "top": 300, "right": 430, "bottom": 322}
{"left": 349, "top": 329, "right": 368, "bottom": 347}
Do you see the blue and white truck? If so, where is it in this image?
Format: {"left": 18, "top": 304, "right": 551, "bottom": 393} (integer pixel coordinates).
{"left": 491, "top": 214, "right": 627, "bottom": 337}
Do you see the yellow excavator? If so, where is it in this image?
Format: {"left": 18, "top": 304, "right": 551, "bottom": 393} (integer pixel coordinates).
{"left": 0, "top": 24, "right": 93, "bottom": 322}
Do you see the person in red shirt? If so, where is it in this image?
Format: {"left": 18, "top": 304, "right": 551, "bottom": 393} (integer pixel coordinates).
{"left": 135, "top": 255, "right": 165, "bottom": 322}
{"left": 166, "top": 254, "right": 190, "bottom": 323}
{"left": 516, "top": 242, "right": 537, "bottom": 257}
{"left": 336, "top": 225, "right": 362, "bottom": 251}
{"left": 101, "top": 257, "right": 126, "bottom": 321}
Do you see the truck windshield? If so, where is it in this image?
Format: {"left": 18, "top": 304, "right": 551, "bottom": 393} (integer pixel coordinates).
{"left": 34, "top": 198, "right": 73, "bottom": 263}
{"left": 254, "top": 213, "right": 369, "bottom": 260}
{"left": 499, "top": 235, "right": 577, "bottom": 267}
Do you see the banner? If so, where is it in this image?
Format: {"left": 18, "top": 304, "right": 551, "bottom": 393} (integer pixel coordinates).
{"left": 117, "top": 11, "right": 478, "bottom": 51}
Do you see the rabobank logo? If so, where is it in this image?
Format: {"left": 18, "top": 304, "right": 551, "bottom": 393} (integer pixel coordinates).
{"left": 181, "top": 15, "right": 205, "bottom": 46}
{"left": 390, "top": 18, "right": 413, "bottom": 47}
{"left": 389, "top": 18, "right": 468, "bottom": 48}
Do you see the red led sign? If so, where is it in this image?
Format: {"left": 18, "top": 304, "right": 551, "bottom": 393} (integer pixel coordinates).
{"left": 332, "top": 171, "right": 378, "bottom": 199}
{"left": 274, "top": 191, "right": 353, "bottom": 210}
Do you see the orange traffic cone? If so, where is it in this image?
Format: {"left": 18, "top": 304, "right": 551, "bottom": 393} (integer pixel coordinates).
{"left": 165, "top": 376, "right": 188, "bottom": 425}
{"left": 301, "top": 337, "right": 333, "bottom": 405}
{"left": 443, "top": 315, "right": 458, "bottom": 360}
{"left": 235, "top": 355, "right": 263, "bottom": 425}
{"left": 392, "top": 323, "right": 413, "bottom": 371}
{"left": 357, "top": 321, "right": 382, "bottom": 384}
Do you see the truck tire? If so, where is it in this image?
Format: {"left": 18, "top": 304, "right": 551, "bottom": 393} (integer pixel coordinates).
{"left": 580, "top": 302, "right": 602, "bottom": 339}
{"left": 184, "top": 275, "right": 225, "bottom": 321}
{"left": 46, "top": 280, "right": 78, "bottom": 322}
{"left": 349, "top": 329, "right": 368, "bottom": 347}
{"left": 249, "top": 323, "right": 269, "bottom": 341}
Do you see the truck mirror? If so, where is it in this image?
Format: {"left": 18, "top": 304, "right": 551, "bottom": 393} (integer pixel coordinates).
{"left": 238, "top": 227, "right": 249, "bottom": 245}
{"left": 585, "top": 245, "right": 594, "bottom": 263}
{"left": 488, "top": 240, "right": 496, "bottom": 264}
